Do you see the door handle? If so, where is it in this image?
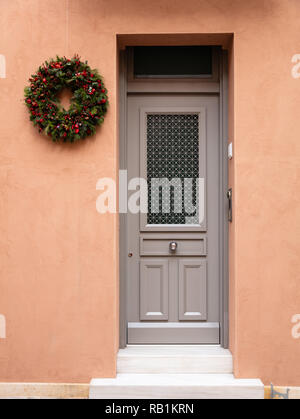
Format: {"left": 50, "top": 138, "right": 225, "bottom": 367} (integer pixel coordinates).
{"left": 169, "top": 241, "right": 177, "bottom": 252}
{"left": 227, "top": 188, "right": 232, "bottom": 222}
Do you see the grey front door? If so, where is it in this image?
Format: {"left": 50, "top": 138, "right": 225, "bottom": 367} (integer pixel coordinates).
{"left": 126, "top": 94, "right": 220, "bottom": 344}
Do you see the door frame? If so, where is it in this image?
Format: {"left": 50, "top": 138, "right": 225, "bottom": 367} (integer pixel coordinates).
{"left": 118, "top": 45, "right": 229, "bottom": 348}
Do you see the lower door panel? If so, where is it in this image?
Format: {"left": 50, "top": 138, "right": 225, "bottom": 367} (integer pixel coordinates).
{"left": 128, "top": 322, "right": 220, "bottom": 344}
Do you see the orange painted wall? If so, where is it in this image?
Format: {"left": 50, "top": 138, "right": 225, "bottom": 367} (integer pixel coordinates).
{"left": 0, "top": 0, "right": 300, "bottom": 385}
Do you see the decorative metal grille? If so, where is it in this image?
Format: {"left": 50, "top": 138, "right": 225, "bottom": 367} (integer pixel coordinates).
{"left": 147, "top": 113, "right": 199, "bottom": 225}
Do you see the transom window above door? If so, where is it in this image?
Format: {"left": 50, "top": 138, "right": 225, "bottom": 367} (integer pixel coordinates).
{"left": 132, "top": 46, "right": 214, "bottom": 79}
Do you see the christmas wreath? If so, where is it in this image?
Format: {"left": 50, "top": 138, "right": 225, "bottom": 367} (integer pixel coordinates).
{"left": 24, "top": 55, "right": 108, "bottom": 142}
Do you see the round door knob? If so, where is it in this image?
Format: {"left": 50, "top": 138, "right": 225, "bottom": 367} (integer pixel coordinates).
{"left": 128, "top": 252, "right": 133, "bottom": 257}
{"left": 169, "top": 241, "right": 177, "bottom": 252}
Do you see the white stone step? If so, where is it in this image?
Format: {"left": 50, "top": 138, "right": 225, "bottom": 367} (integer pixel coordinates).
{"left": 117, "top": 345, "right": 233, "bottom": 374}
{"left": 89, "top": 373, "right": 264, "bottom": 399}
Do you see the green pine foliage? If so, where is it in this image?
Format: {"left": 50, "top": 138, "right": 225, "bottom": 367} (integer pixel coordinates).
{"left": 24, "top": 55, "right": 108, "bottom": 142}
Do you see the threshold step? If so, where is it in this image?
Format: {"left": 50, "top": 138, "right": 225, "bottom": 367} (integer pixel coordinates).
{"left": 89, "top": 374, "right": 264, "bottom": 399}
{"left": 117, "top": 345, "right": 233, "bottom": 374}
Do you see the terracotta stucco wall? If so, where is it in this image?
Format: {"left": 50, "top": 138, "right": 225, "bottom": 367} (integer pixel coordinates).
{"left": 0, "top": 0, "right": 299, "bottom": 385}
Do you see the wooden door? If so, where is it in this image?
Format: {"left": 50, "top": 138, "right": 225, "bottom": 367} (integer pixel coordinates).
{"left": 126, "top": 94, "right": 220, "bottom": 344}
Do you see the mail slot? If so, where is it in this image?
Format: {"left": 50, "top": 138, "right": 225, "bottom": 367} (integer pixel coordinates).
{"left": 139, "top": 234, "right": 207, "bottom": 256}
